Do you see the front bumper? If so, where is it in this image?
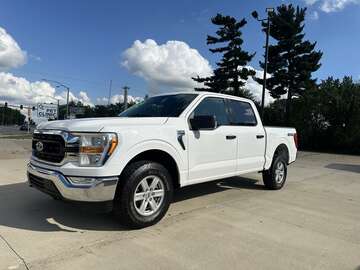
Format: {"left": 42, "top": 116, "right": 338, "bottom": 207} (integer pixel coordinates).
{"left": 27, "top": 163, "right": 118, "bottom": 202}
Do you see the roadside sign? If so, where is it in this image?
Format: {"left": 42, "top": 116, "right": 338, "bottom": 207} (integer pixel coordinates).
{"left": 37, "top": 103, "right": 58, "bottom": 120}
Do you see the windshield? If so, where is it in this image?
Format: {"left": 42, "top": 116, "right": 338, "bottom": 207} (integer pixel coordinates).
{"left": 119, "top": 94, "right": 198, "bottom": 117}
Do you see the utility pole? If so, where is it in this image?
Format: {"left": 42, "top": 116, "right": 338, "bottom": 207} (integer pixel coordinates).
{"left": 57, "top": 99, "right": 60, "bottom": 120}
{"left": 27, "top": 107, "right": 31, "bottom": 133}
{"left": 65, "top": 86, "right": 70, "bottom": 119}
{"left": 1, "top": 103, "right": 5, "bottom": 126}
{"left": 123, "top": 86, "right": 129, "bottom": 110}
{"left": 3, "top": 102, "right": 8, "bottom": 126}
{"left": 261, "top": 14, "right": 271, "bottom": 120}
{"left": 252, "top": 7, "right": 274, "bottom": 120}
{"left": 107, "top": 80, "right": 113, "bottom": 105}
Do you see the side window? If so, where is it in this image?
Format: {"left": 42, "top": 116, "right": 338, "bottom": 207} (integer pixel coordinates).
{"left": 191, "top": 97, "right": 230, "bottom": 126}
{"left": 227, "top": 99, "right": 257, "bottom": 126}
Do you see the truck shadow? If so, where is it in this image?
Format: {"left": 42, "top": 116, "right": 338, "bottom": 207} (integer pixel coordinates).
{"left": 173, "top": 176, "right": 264, "bottom": 203}
{"left": 325, "top": 163, "right": 360, "bottom": 174}
{"left": 0, "top": 176, "right": 263, "bottom": 232}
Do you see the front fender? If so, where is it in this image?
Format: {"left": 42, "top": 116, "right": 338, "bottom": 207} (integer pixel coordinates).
{"left": 116, "top": 139, "right": 187, "bottom": 182}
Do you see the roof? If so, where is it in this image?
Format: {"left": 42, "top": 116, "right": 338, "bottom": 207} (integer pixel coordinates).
{"left": 152, "top": 91, "right": 254, "bottom": 103}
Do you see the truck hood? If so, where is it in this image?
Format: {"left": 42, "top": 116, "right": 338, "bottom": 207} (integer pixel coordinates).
{"left": 37, "top": 117, "right": 169, "bottom": 132}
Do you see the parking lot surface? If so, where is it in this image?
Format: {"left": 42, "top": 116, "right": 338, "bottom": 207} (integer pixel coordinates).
{"left": 0, "top": 138, "right": 359, "bottom": 270}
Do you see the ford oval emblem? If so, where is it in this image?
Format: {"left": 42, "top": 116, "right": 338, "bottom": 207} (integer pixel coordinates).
{"left": 36, "top": 141, "right": 44, "bottom": 152}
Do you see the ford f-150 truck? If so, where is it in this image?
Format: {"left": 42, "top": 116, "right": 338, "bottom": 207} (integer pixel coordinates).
{"left": 27, "top": 92, "right": 297, "bottom": 228}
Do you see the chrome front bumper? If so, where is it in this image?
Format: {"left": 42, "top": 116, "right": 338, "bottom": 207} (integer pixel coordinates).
{"left": 27, "top": 163, "right": 118, "bottom": 202}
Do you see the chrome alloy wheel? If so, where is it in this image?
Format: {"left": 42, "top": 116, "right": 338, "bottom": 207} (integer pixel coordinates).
{"left": 133, "top": 175, "right": 165, "bottom": 216}
{"left": 275, "top": 161, "right": 285, "bottom": 184}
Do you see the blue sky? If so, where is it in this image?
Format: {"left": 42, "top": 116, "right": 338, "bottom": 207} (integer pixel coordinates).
{"left": 1, "top": 0, "right": 360, "bottom": 104}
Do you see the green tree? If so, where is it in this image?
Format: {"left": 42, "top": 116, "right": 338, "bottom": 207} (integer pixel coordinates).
{"left": 316, "top": 77, "right": 360, "bottom": 153}
{"left": 258, "top": 4, "right": 322, "bottom": 124}
{"left": 264, "top": 76, "right": 360, "bottom": 154}
{"left": 193, "top": 13, "right": 255, "bottom": 99}
{"left": 58, "top": 100, "right": 136, "bottom": 119}
{"left": 0, "top": 105, "right": 26, "bottom": 125}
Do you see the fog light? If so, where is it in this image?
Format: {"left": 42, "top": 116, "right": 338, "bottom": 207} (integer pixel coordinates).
{"left": 67, "top": 176, "right": 98, "bottom": 186}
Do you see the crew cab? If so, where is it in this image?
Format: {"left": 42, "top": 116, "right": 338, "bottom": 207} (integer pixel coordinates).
{"left": 27, "top": 92, "right": 297, "bottom": 228}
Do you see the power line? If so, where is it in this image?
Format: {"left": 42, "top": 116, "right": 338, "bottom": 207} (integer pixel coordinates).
{"left": 15, "top": 70, "right": 109, "bottom": 87}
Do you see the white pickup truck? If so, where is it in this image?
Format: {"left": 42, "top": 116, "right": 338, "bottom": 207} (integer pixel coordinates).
{"left": 28, "top": 92, "right": 297, "bottom": 228}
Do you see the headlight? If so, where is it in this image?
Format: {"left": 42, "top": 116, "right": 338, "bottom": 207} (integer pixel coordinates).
{"left": 72, "top": 133, "right": 118, "bottom": 167}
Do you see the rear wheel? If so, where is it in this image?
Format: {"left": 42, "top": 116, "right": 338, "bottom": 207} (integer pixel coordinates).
{"left": 114, "top": 161, "right": 173, "bottom": 229}
{"left": 263, "top": 154, "right": 287, "bottom": 190}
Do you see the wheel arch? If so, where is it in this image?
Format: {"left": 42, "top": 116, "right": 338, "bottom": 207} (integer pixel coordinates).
{"left": 123, "top": 149, "right": 181, "bottom": 189}
{"left": 116, "top": 141, "right": 183, "bottom": 196}
{"left": 273, "top": 143, "right": 290, "bottom": 164}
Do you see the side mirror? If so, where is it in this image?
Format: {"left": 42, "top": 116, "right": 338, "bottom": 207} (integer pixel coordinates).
{"left": 190, "top": 115, "right": 217, "bottom": 130}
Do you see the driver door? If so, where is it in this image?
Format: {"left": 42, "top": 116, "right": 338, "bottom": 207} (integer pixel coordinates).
{"left": 187, "top": 97, "right": 237, "bottom": 183}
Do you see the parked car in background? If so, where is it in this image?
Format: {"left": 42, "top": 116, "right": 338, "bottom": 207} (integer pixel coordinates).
{"left": 27, "top": 92, "right": 298, "bottom": 228}
{"left": 19, "top": 123, "right": 28, "bottom": 131}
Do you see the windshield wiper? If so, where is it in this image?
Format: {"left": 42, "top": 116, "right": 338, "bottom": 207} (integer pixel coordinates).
{"left": 121, "top": 113, "right": 153, "bottom": 117}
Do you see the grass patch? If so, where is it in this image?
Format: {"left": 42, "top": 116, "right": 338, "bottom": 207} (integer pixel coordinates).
{"left": 0, "top": 134, "right": 32, "bottom": 139}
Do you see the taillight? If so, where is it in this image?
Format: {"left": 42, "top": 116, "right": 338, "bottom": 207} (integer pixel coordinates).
{"left": 293, "top": 133, "right": 298, "bottom": 148}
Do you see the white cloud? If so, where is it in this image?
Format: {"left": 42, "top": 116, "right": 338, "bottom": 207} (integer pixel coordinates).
{"left": 0, "top": 27, "right": 27, "bottom": 70}
{"left": 242, "top": 67, "right": 274, "bottom": 105}
{"left": 29, "top": 54, "right": 41, "bottom": 62}
{"left": 109, "top": 94, "right": 143, "bottom": 104}
{"left": 304, "top": 0, "right": 360, "bottom": 12}
{"left": 305, "top": 0, "right": 320, "bottom": 4}
{"left": 0, "top": 26, "right": 96, "bottom": 115}
{"left": 96, "top": 94, "right": 143, "bottom": 105}
{"left": 0, "top": 72, "right": 94, "bottom": 107}
{"left": 122, "top": 39, "right": 273, "bottom": 104}
{"left": 310, "top": 10, "right": 320, "bottom": 20}
{"left": 122, "top": 39, "right": 213, "bottom": 95}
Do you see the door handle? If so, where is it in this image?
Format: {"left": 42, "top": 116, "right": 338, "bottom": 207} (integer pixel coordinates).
{"left": 226, "top": 135, "right": 236, "bottom": 140}
{"left": 256, "top": 135, "right": 265, "bottom": 139}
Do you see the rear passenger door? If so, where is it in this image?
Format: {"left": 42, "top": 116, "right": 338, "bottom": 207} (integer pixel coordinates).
{"left": 226, "top": 99, "right": 265, "bottom": 173}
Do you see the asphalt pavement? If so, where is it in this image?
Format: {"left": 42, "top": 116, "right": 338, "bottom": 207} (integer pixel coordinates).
{"left": 0, "top": 139, "right": 359, "bottom": 270}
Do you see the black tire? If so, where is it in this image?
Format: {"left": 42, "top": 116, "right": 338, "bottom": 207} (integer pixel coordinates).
{"left": 262, "top": 154, "right": 287, "bottom": 190}
{"left": 113, "top": 160, "right": 173, "bottom": 229}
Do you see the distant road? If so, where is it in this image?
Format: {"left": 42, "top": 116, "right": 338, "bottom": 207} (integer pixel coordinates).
{"left": 0, "top": 125, "right": 34, "bottom": 136}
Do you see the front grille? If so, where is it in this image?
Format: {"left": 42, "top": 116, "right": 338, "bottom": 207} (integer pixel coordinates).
{"left": 32, "top": 133, "right": 66, "bottom": 163}
{"left": 28, "top": 173, "right": 62, "bottom": 199}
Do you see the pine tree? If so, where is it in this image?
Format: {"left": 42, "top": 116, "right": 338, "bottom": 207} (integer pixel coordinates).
{"left": 193, "top": 14, "right": 255, "bottom": 99}
{"left": 257, "top": 4, "right": 322, "bottom": 124}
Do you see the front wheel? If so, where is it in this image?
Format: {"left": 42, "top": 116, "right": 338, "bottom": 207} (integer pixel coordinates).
{"left": 262, "top": 155, "right": 287, "bottom": 190}
{"left": 114, "top": 161, "right": 173, "bottom": 229}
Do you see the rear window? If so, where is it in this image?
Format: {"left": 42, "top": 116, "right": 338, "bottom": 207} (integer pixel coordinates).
{"left": 226, "top": 99, "right": 257, "bottom": 126}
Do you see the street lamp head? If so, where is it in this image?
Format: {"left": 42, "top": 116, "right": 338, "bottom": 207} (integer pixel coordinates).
{"left": 266, "top": 8, "right": 275, "bottom": 13}
{"left": 251, "top": 11, "right": 259, "bottom": 20}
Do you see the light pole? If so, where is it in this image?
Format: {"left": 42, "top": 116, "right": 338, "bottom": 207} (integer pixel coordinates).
{"left": 123, "top": 86, "right": 130, "bottom": 111}
{"left": 252, "top": 8, "right": 274, "bottom": 120}
{"left": 42, "top": 79, "right": 70, "bottom": 119}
